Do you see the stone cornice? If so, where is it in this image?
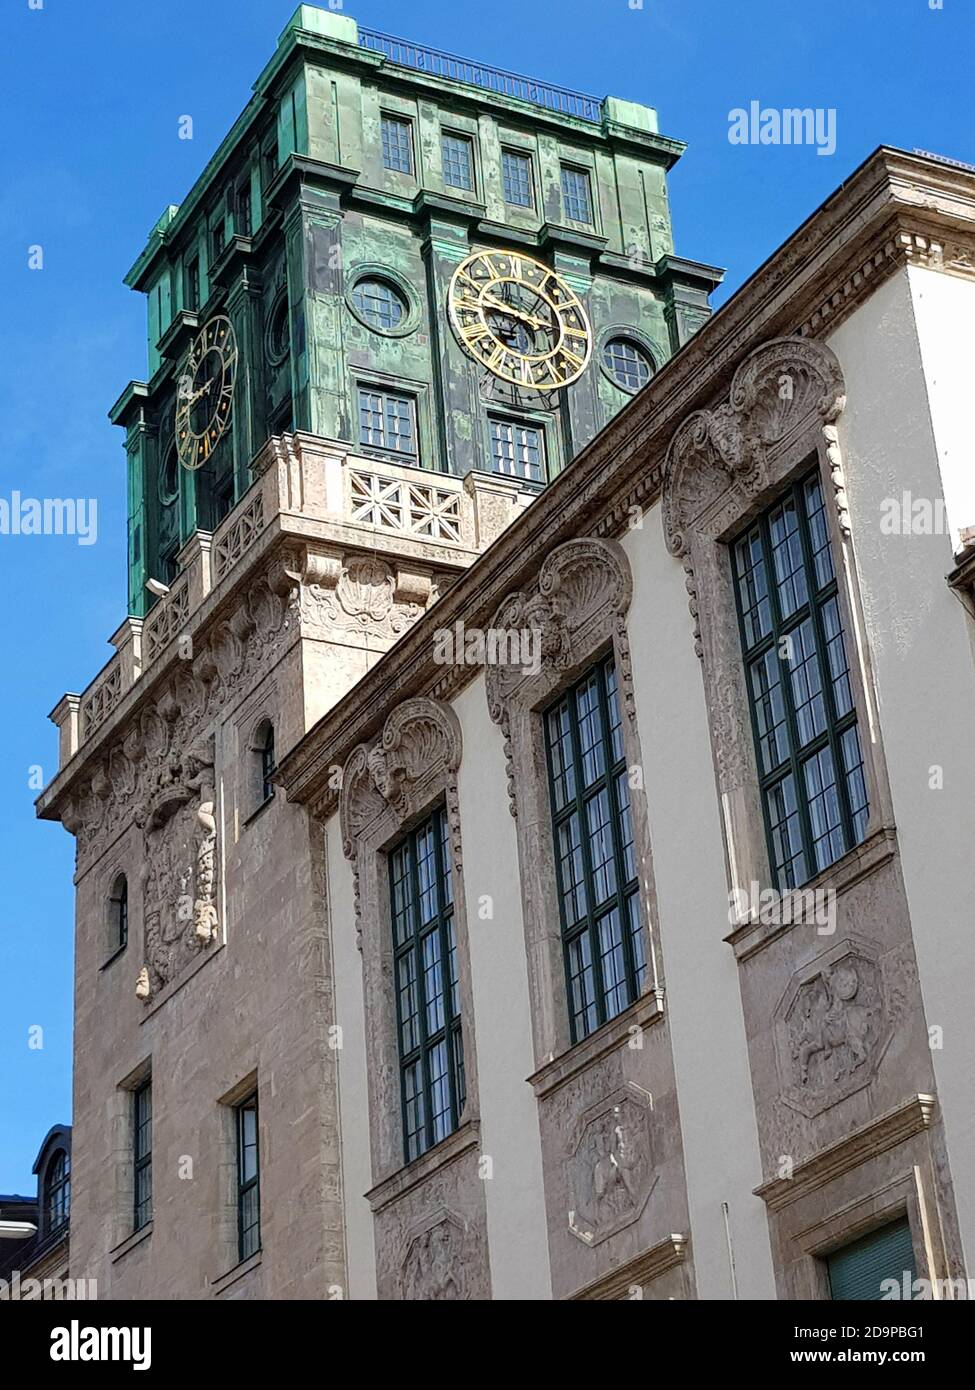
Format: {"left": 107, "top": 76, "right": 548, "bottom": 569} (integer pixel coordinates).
{"left": 279, "top": 146, "right": 975, "bottom": 811}
{"left": 568, "top": 1233, "right": 688, "bottom": 1299}
{"left": 755, "top": 1094, "right": 937, "bottom": 1212}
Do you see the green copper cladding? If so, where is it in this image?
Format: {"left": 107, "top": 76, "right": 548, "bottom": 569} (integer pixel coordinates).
{"left": 110, "top": 5, "right": 723, "bottom": 617}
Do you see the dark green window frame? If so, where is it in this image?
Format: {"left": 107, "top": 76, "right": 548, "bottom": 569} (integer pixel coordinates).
{"left": 544, "top": 655, "right": 647, "bottom": 1043}
{"left": 236, "top": 1093, "right": 260, "bottom": 1262}
{"left": 389, "top": 805, "right": 465, "bottom": 1164}
{"left": 133, "top": 1078, "right": 152, "bottom": 1232}
{"left": 732, "top": 467, "right": 869, "bottom": 889}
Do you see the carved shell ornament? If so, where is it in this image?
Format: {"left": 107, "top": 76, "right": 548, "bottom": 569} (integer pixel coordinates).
{"left": 662, "top": 336, "right": 846, "bottom": 561}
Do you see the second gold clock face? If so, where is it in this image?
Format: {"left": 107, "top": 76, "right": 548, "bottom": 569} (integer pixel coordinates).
{"left": 448, "top": 249, "right": 592, "bottom": 389}
{"left": 175, "top": 315, "right": 238, "bottom": 471}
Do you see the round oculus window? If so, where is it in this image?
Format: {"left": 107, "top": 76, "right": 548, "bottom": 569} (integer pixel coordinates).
{"left": 351, "top": 277, "right": 408, "bottom": 332}
{"left": 602, "top": 337, "right": 654, "bottom": 392}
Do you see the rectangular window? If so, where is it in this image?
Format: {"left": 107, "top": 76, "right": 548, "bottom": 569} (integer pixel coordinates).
{"left": 441, "top": 132, "right": 474, "bottom": 191}
{"left": 732, "top": 469, "right": 869, "bottom": 889}
{"left": 261, "top": 137, "right": 278, "bottom": 191}
{"left": 358, "top": 387, "right": 418, "bottom": 461}
{"left": 381, "top": 115, "right": 413, "bottom": 174}
{"left": 212, "top": 217, "right": 226, "bottom": 261}
{"left": 236, "top": 1093, "right": 261, "bottom": 1261}
{"left": 502, "top": 149, "right": 533, "bottom": 208}
{"left": 184, "top": 256, "right": 200, "bottom": 312}
{"left": 545, "top": 656, "right": 647, "bottom": 1043}
{"left": 389, "top": 806, "right": 465, "bottom": 1163}
{"left": 490, "top": 418, "right": 545, "bottom": 483}
{"left": 827, "top": 1217, "right": 916, "bottom": 1300}
{"left": 133, "top": 1079, "right": 152, "bottom": 1231}
{"left": 236, "top": 181, "right": 252, "bottom": 238}
{"left": 561, "top": 165, "right": 593, "bottom": 225}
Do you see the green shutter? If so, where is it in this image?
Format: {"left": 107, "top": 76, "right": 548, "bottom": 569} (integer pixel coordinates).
{"left": 827, "top": 1218, "right": 916, "bottom": 1300}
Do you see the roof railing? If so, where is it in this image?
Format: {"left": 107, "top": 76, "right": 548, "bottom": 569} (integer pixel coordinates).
{"left": 357, "top": 27, "right": 603, "bottom": 123}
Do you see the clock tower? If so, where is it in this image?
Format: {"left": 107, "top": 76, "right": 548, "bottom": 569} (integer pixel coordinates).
{"left": 110, "top": 4, "right": 721, "bottom": 618}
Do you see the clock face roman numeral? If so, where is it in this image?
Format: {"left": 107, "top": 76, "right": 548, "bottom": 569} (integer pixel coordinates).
{"left": 449, "top": 249, "right": 591, "bottom": 389}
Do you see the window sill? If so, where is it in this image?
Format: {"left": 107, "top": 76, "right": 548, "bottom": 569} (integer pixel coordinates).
{"left": 527, "top": 988, "right": 665, "bottom": 1101}
{"left": 725, "top": 824, "right": 898, "bottom": 963}
{"left": 243, "top": 793, "right": 274, "bottom": 828}
{"left": 365, "top": 1119, "right": 481, "bottom": 1215}
{"left": 211, "top": 1249, "right": 262, "bottom": 1296}
{"left": 100, "top": 943, "right": 128, "bottom": 972}
{"left": 110, "top": 1221, "right": 152, "bottom": 1264}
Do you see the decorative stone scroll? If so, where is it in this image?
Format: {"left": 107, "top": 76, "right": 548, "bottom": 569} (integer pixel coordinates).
{"left": 485, "top": 537, "right": 634, "bottom": 818}
{"left": 662, "top": 336, "right": 848, "bottom": 658}
{"left": 340, "top": 698, "right": 463, "bottom": 953}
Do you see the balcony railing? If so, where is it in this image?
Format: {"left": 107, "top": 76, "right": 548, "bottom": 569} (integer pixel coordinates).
{"left": 358, "top": 27, "right": 603, "bottom": 124}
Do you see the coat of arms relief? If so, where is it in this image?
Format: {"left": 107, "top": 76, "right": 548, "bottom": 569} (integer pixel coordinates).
{"left": 135, "top": 733, "right": 219, "bottom": 1001}
{"left": 774, "top": 940, "right": 891, "bottom": 1117}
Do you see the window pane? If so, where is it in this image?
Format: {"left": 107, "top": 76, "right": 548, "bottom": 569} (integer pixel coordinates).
{"left": 561, "top": 166, "right": 593, "bottom": 224}
{"left": 765, "top": 774, "right": 807, "bottom": 887}
{"left": 566, "top": 931, "right": 598, "bottom": 1039}
{"left": 603, "top": 338, "right": 652, "bottom": 392}
{"left": 352, "top": 278, "right": 406, "bottom": 330}
{"left": 389, "top": 807, "right": 463, "bottom": 1163}
{"left": 769, "top": 498, "right": 808, "bottom": 617}
{"left": 502, "top": 150, "right": 532, "bottom": 206}
{"left": 545, "top": 658, "right": 646, "bottom": 1043}
{"left": 490, "top": 418, "right": 543, "bottom": 482}
{"left": 734, "top": 469, "right": 869, "bottom": 887}
{"left": 596, "top": 906, "right": 628, "bottom": 1018}
{"left": 787, "top": 617, "right": 827, "bottom": 746}
{"left": 381, "top": 116, "right": 412, "bottom": 173}
{"left": 557, "top": 813, "right": 588, "bottom": 926}
{"left": 442, "top": 133, "right": 474, "bottom": 190}
{"left": 546, "top": 700, "right": 577, "bottom": 810}
{"left": 803, "top": 745, "right": 845, "bottom": 872}
{"left": 586, "top": 789, "right": 617, "bottom": 906}
{"left": 750, "top": 648, "right": 789, "bottom": 774}
{"left": 841, "top": 726, "right": 870, "bottom": 843}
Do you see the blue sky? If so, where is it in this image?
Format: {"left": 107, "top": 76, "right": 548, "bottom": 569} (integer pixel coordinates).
{"left": 0, "top": 0, "right": 970, "bottom": 1193}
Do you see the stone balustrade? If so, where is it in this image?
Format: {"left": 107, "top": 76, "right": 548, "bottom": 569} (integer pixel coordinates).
{"left": 49, "top": 433, "right": 536, "bottom": 771}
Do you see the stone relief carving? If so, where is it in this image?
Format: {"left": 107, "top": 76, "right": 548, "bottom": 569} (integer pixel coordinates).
{"left": 400, "top": 1209, "right": 471, "bottom": 1300}
{"left": 774, "top": 941, "right": 891, "bottom": 1117}
{"left": 662, "top": 337, "right": 848, "bottom": 658}
{"left": 485, "top": 537, "right": 635, "bottom": 817}
{"left": 340, "top": 698, "right": 463, "bottom": 951}
{"left": 136, "top": 733, "right": 219, "bottom": 999}
{"left": 61, "top": 551, "right": 301, "bottom": 880}
{"left": 300, "top": 551, "right": 431, "bottom": 642}
{"left": 567, "top": 1086, "right": 657, "bottom": 1247}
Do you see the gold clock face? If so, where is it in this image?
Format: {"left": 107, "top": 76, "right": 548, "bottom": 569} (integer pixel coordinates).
{"left": 448, "top": 249, "right": 592, "bottom": 389}
{"left": 175, "top": 315, "right": 238, "bottom": 471}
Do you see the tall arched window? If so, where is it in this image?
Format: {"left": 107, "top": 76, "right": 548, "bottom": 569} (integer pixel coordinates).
{"left": 45, "top": 1150, "right": 70, "bottom": 1234}
{"left": 109, "top": 874, "right": 128, "bottom": 953}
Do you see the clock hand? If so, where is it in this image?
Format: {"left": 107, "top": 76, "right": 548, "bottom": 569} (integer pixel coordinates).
{"left": 480, "top": 296, "right": 549, "bottom": 331}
